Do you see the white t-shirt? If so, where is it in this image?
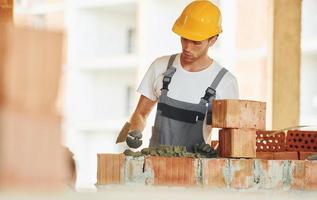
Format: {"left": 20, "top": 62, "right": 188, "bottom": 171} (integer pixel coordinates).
{"left": 137, "top": 54, "right": 239, "bottom": 142}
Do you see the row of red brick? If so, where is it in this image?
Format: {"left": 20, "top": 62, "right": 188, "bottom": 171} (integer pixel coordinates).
{"left": 97, "top": 154, "right": 317, "bottom": 190}
{"left": 217, "top": 129, "right": 317, "bottom": 159}
{"left": 257, "top": 130, "right": 317, "bottom": 152}
{"left": 257, "top": 151, "right": 316, "bottom": 160}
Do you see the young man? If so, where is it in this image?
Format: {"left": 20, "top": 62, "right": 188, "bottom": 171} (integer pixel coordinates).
{"left": 120, "top": 0, "right": 239, "bottom": 153}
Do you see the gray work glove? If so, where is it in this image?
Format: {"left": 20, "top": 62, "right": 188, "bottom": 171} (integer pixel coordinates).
{"left": 126, "top": 130, "right": 143, "bottom": 148}
{"left": 194, "top": 142, "right": 218, "bottom": 158}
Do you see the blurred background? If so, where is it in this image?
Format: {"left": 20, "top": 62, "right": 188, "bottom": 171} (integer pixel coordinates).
{"left": 1, "top": 0, "right": 316, "bottom": 190}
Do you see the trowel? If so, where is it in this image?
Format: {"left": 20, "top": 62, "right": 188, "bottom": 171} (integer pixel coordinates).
{"left": 116, "top": 122, "right": 131, "bottom": 143}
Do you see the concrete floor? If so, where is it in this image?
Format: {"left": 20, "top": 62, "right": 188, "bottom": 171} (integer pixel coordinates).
{"left": 0, "top": 185, "right": 316, "bottom": 200}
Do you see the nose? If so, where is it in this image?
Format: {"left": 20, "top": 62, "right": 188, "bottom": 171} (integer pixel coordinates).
{"left": 182, "top": 38, "right": 192, "bottom": 51}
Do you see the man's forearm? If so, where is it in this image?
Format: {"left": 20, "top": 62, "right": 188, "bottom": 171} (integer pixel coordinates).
{"left": 129, "top": 112, "right": 147, "bottom": 132}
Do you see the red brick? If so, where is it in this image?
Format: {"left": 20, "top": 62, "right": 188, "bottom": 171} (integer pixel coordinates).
{"left": 177, "top": 157, "right": 186, "bottom": 185}
{"left": 97, "top": 154, "right": 124, "bottom": 184}
{"left": 256, "top": 152, "right": 274, "bottom": 160}
{"left": 185, "top": 156, "right": 196, "bottom": 185}
{"left": 273, "top": 152, "right": 298, "bottom": 160}
{"left": 299, "top": 151, "right": 317, "bottom": 160}
{"left": 304, "top": 161, "right": 317, "bottom": 190}
{"left": 230, "top": 159, "right": 254, "bottom": 189}
{"left": 0, "top": 0, "right": 13, "bottom": 5}
{"left": 286, "top": 130, "right": 317, "bottom": 152}
{"left": 212, "top": 99, "right": 266, "bottom": 129}
{"left": 0, "top": 7, "right": 13, "bottom": 23}
{"left": 0, "top": 0, "right": 7, "bottom": 5}
{"left": 0, "top": 26, "right": 63, "bottom": 116}
{"left": 165, "top": 157, "right": 173, "bottom": 184}
{"left": 7, "top": 0, "right": 13, "bottom": 5}
{"left": 145, "top": 156, "right": 197, "bottom": 186}
{"left": 202, "top": 159, "right": 227, "bottom": 188}
{"left": 219, "top": 128, "right": 256, "bottom": 158}
{"left": 0, "top": 110, "right": 67, "bottom": 191}
{"left": 256, "top": 130, "right": 286, "bottom": 152}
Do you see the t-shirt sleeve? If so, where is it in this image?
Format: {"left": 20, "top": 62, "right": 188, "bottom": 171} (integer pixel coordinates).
{"left": 137, "top": 59, "right": 160, "bottom": 101}
{"left": 217, "top": 73, "right": 239, "bottom": 99}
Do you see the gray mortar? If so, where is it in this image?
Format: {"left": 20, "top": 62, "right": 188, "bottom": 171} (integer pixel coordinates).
{"left": 223, "top": 159, "right": 232, "bottom": 188}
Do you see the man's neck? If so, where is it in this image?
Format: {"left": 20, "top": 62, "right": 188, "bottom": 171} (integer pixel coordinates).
{"left": 180, "top": 54, "right": 213, "bottom": 72}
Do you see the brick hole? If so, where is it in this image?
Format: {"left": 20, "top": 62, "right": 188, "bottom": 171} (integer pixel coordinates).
{"left": 263, "top": 141, "right": 267, "bottom": 144}
{"left": 266, "top": 146, "right": 269, "bottom": 150}
{"left": 293, "top": 139, "right": 297, "bottom": 142}
{"left": 301, "top": 145, "right": 305, "bottom": 149}
{"left": 290, "top": 144, "right": 293, "bottom": 148}
{"left": 259, "top": 134, "right": 263, "bottom": 137}
{"left": 272, "top": 146, "right": 276, "bottom": 150}
{"left": 268, "top": 139, "right": 273, "bottom": 143}
{"left": 266, "top": 134, "right": 269, "bottom": 137}
{"left": 260, "top": 146, "right": 264, "bottom": 150}
{"left": 274, "top": 140, "right": 278, "bottom": 144}
{"left": 311, "top": 139, "right": 315, "bottom": 143}
{"left": 305, "top": 140, "right": 308, "bottom": 144}
{"left": 314, "top": 147, "right": 317, "bottom": 150}
{"left": 314, "top": 135, "right": 317, "bottom": 138}
{"left": 296, "top": 133, "right": 299, "bottom": 137}
{"left": 290, "top": 133, "right": 294, "bottom": 136}
{"left": 308, "top": 134, "right": 311, "bottom": 138}
{"left": 295, "top": 145, "right": 299, "bottom": 149}
{"left": 308, "top": 146, "right": 311, "bottom": 150}
{"left": 299, "top": 138, "right": 302, "bottom": 142}
{"left": 277, "top": 146, "right": 281, "bottom": 149}
{"left": 302, "top": 134, "right": 305, "bottom": 137}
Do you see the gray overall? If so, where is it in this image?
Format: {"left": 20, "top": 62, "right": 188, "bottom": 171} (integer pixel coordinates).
{"left": 149, "top": 54, "right": 228, "bottom": 152}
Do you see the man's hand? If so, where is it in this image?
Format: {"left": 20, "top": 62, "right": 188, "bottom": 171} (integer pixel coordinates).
{"left": 126, "top": 130, "right": 143, "bottom": 148}
{"left": 194, "top": 142, "right": 218, "bottom": 158}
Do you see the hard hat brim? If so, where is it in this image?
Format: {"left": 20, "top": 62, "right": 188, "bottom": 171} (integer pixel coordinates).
{"left": 172, "top": 23, "right": 222, "bottom": 41}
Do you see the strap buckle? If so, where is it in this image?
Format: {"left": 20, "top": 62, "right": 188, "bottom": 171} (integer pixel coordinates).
{"left": 161, "top": 76, "right": 172, "bottom": 91}
{"left": 163, "top": 76, "right": 171, "bottom": 83}
{"left": 202, "top": 87, "right": 216, "bottom": 102}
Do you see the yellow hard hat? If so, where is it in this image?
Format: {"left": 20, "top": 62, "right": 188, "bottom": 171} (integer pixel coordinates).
{"left": 172, "top": 0, "right": 222, "bottom": 41}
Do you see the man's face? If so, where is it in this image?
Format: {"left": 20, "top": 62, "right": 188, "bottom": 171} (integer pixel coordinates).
{"left": 180, "top": 37, "right": 216, "bottom": 63}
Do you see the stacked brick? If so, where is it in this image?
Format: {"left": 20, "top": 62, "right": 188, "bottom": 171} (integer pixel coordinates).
{"left": 0, "top": 0, "right": 13, "bottom": 23}
{"left": 97, "top": 154, "right": 317, "bottom": 190}
{"left": 0, "top": 26, "right": 67, "bottom": 191}
{"left": 212, "top": 100, "right": 266, "bottom": 158}
{"left": 256, "top": 130, "right": 317, "bottom": 160}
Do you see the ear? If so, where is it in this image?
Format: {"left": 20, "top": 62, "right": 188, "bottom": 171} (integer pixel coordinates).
{"left": 208, "top": 35, "right": 218, "bottom": 47}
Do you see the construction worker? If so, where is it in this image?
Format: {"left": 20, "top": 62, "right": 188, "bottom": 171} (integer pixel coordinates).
{"left": 121, "top": 0, "right": 239, "bottom": 153}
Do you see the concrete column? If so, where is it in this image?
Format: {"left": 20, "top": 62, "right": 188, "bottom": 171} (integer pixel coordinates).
{"left": 0, "top": 0, "right": 13, "bottom": 23}
{"left": 269, "top": 0, "right": 301, "bottom": 129}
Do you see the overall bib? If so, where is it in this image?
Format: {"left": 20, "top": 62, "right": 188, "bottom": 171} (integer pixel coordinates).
{"left": 149, "top": 54, "right": 228, "bottom": 152}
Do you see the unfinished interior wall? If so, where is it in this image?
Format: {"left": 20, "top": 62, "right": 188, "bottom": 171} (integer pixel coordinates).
{"left": 269, "top": 0, "right": 301, "bottom": 129}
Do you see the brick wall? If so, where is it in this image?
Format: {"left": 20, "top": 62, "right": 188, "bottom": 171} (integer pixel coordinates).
{"left": 97, "top": 154, "right": 317, "bottom": 191}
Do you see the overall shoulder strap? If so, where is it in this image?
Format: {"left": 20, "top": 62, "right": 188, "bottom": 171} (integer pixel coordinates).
{"left": 202, "top": 67, "right": 228, "bottom": 125}
{"left": 161, "top": 54, "right": 177, "bottom": 91}
{"left": 200, "top": 67, "right": 228, "bottom": 104}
